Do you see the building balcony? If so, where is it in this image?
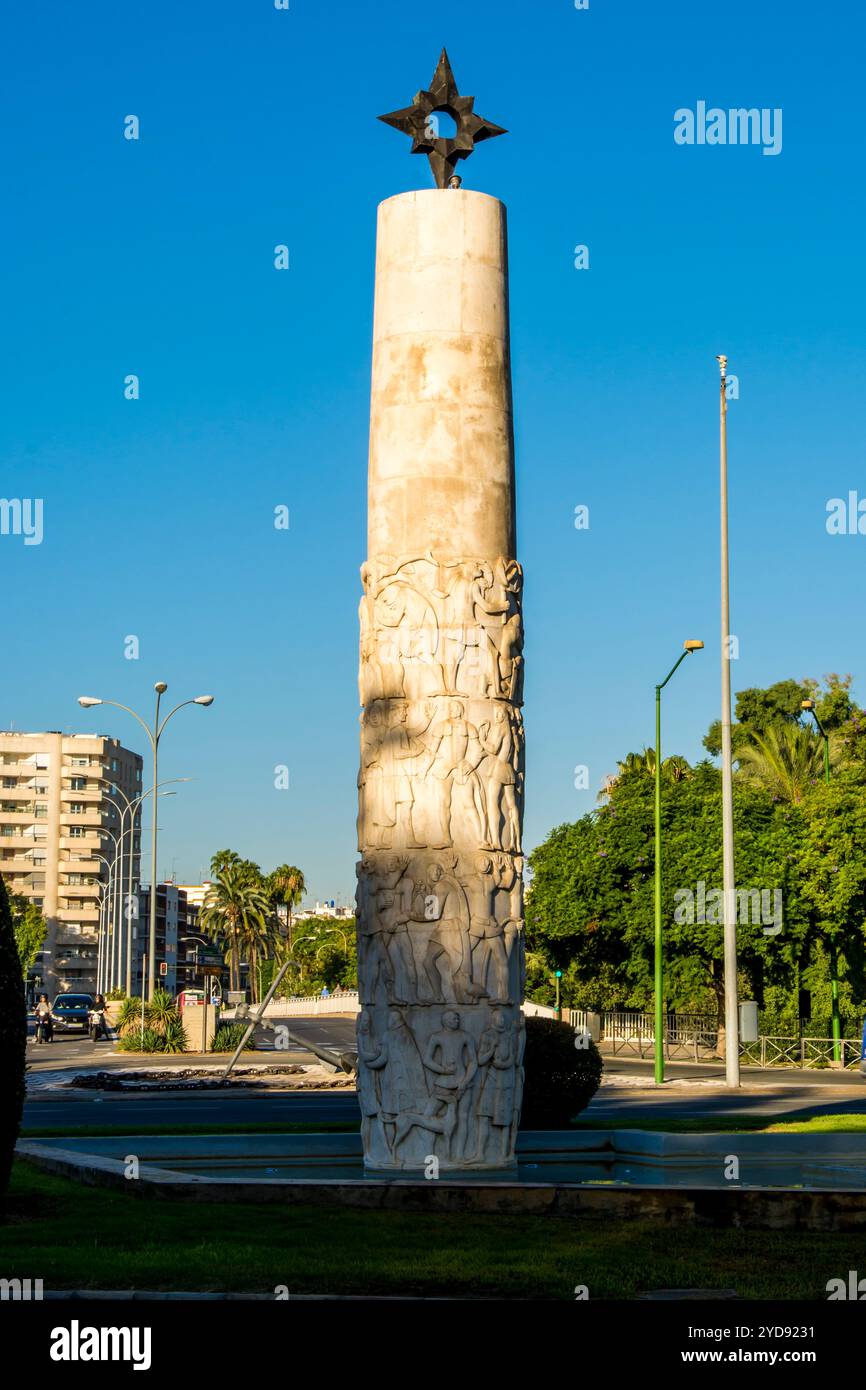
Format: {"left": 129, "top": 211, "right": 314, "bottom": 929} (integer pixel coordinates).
{"left": 60, "top": 808, "right": 105, "bottom": 825}
{"left": 57, "top": 932, "right": 98, "bottom": 947}
{"left": 59, "top": 834, "right": 103, "bottom": 851}
{"left": 56, "top": 903, "right": 100, "bottom": 921}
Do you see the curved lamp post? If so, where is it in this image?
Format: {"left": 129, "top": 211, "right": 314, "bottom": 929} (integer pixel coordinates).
{"left": 78, "top": 684, "right": 213, "bottom": 998}
{"left": 801, "top": 698, "right": 840, "bottom": 1061}
{"left": 654, "top": 639, "right": 704, "bottom": 1085}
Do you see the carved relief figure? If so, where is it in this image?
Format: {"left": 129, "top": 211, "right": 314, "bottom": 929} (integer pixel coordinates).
{"left": 477, "top": 705, "right": 521, "bottom": 851}
{"left": 363, "top": 1007, "right": 429, "bottom": 1157}
{"left": 475, "top": 1008, "right": 518, "bottom": 1162}
{"left": 420, "top": 698, "right": 485, "bottom": 848}
{"left": 394, "top": 1008, "right": 478, "bottom": 1162}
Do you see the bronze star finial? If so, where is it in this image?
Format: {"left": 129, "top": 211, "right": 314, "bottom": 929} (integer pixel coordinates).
{"left": 378, "top": 48, "right": 507, "bottom": 190}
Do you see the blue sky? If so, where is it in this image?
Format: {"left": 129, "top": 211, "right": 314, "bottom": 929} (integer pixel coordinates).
{"left": 2, "top": 0, "right": 864, "bottom": 905}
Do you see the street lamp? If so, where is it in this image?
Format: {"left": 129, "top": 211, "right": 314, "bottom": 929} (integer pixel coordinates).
{"left": 801, "top": 698, "right": 840, "bottom": 1060}
{"left": 112, "top": 781, "right": 189, "bottom": 996}
{"left": 717, "top": 354, "right": 740, "bottom": 1088}
{"left": 654, "top": 639, "right": 704, "bottom": 1085}
{"left": 78, "top": 684, "right": 214, "bottom": 998}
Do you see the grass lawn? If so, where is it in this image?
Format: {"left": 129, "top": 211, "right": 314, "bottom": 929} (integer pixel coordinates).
{"left": 0, "top": 1160, "right": 858, "bottom": 1300}
{"left": 571, "top": 1111, "right": 866, "bottom": 1134}
{"left": 21, "top": 1112, "right": 866, "bottom": 1140}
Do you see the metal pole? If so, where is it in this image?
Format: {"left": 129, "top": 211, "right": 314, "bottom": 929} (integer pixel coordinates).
{"left": 652, "top": 645, "right": 696, "bottom": 1085}
{"left": 654, "top": 681, "right": 664, "bottom": 1085}
{"left": 814, "top": 717, "right": 841, "bottom": 1062}
{"left": 113, "top": 808, "right": 127, "bottom": 992}
{"left": 148, "top": 688, "right": 162, "bottom": 1000}
{"left": 223, "top": 956, "right": 295, "bottom": 1079}
{"left": 126, "top": 796, "right": 138, "bottom": 998}
{"left": 202, "top": 971, "right": 209, "bottom": 1055}
{"left": 718, "top": 354, "right": 740, "bottom": 1087}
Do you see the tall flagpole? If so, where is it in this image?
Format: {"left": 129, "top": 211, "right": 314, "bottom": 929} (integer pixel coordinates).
{"left": 717, "top": 354, "right": 740, "bottom": 1087}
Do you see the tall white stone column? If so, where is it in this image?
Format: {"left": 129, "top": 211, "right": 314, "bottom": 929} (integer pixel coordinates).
{"left": 356, "top": 188, "right": 525, "bottom": 1170}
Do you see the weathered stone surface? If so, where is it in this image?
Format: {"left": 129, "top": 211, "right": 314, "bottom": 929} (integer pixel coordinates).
{"left": 356, "top": 189, "right": 525, "bottom": 1170}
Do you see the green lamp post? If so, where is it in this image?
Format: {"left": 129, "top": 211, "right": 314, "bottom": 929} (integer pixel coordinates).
{"left": 654, "top": 640, "right": 704, "bottom": 1085}
{"left": 801, "top": 698, "right": 840, "bottom": 1062}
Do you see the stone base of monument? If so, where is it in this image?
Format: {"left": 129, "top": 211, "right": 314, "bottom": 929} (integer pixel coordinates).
{"left": 17, "top": 1129, "right": 866, "bottom": 1230}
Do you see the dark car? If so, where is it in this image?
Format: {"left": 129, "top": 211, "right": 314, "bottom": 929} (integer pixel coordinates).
{"left": 51, "top": 993, "right": 94, "bottom": 1033}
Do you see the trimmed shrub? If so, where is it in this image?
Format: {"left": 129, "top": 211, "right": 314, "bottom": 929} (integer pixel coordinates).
{"left": 520, "top": 1015, "right": 603, "bottom": 1129}
{"left": 162, "top": 1018, "right": 187, "bottom": 1054}
{"left": 117, "top": 1026, "right": 164, "bottom": 1053}
{"left": 0, "top": 877, "right": 26, "bottom": 1192}
{"left": 116, "top": 997, "right": 144, "bottom": 1036}
{"left": 211, "top": 1023, "right": 255, "bottom": 1053}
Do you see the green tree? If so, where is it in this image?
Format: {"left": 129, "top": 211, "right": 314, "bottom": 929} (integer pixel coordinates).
{"left": 7, "top": 891, "right": 46, "bottom": 979}
{"left": 0, "top": 875, "right": 26, "bottom": 1191}
{"left": 796, "top": 776, "right": 866, "bottom": 1033}
{"left": 266, "top": 865, "right": 306, "bottom": 948}
{"left": 703, "top": 678, "right": 810, "bottom": 757}
{"left": 527, "top": 759, "right": 808, "bottom": 1030}
{"left": 736, "top": 724, "right": 829, "bottom": 804}
{"left": 200, "top": 866, "right": 271, "bottom": 994}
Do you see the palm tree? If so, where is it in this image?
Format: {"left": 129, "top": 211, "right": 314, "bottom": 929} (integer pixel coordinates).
{"left": 600, "top": 749, "right": 691, "bottom": 798}
{"left": 736, "top": 724, "right": 829, "bottom": 804}
{"left": 243, "top": 911, "right": 277, "bottom": 1004}
{"left": 209, "top": 849, "right": 242, "bottom": 878}
{"left": 266, "top": 865, "right": 306, "bottom": 948}
{"left": 200, "top": 866, "right": 270, "bottom": 994}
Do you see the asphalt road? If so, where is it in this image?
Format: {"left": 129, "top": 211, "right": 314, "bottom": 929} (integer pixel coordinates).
{"left": 23, "top": 1065, "right": 866, "bottom": 1134}
{"left": 22, "top": 1015, "right": 866, "bottom": 1132}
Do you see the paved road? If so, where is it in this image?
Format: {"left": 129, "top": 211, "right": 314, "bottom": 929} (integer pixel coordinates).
{"left": 24, "top": 1070, "right": 866, "bottom": 1133}
{"left": 22, "top": 1018, "right": 866, "bottom": 1132}
{"left": 24, "top": 1015, "right": 359, "bottom": 1075}
{"left": 24, "top": 1090, "right": 362, "bottom": 1130}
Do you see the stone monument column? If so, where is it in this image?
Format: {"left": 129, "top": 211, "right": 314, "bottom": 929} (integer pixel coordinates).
{"left": 356, "top": 61, "right": 525, "bottom": 1169}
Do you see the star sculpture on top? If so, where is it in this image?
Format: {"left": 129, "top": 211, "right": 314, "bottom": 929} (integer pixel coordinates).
{"left": 379, "top": 49, "right": 507, "bottom": 190}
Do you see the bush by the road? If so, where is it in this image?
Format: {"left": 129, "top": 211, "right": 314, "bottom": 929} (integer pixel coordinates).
{"left": 211, "top": 1023, "right": 255, "bottom": 1053}
{"left": 521, "top": 1016, "right": 603, "bottom": 1129}
{"left": 0, "top": 876, "right": 27, "bottom": 1191}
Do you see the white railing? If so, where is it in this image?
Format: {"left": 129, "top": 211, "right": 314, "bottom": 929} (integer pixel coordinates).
{"left": 257, "top": 993, "right": 558, "bottom": 1020}
{"left": 739, "top": 1035, "right": 861, "bottom": 1070}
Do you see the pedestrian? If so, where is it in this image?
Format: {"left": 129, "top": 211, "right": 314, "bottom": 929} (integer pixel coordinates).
{"left": 92, "top": 993, "right": 109, "bottom": 1040}
{"left": 34, "top": 993, "right": 53, "bottom": 1044}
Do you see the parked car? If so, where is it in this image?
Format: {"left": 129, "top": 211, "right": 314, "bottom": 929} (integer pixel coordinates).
{"left": 51, "top": 993, "right": 94, "bottom": 1033}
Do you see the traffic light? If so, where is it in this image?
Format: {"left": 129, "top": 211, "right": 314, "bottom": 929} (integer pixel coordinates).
{"left": 554, "top": 969, "right": 562, "bottom": 978}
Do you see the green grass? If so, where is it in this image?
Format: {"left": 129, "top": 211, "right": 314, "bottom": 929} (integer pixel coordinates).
{"left": 764, "top": 1114, "right": 866, "bottom": 1134}
{"left": 22, "top": 1112, "right": 866, "bottom": 1141}
{"left": 0, "top": 1160, "right": 859, "bottom": 1299}
{"left": 571, "top": 1112, "right": 866, "bottom": 1135}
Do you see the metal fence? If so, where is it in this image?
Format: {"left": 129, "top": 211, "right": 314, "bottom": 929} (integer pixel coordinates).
{"left": 739, "top": 1035, "right": 862, "bottom": 1070}
{"left": 560, "top": 1010, "right": 862, "bottom": 1069}
{"left": 595, "top": 1010, "right": 719, "bottom": 1060}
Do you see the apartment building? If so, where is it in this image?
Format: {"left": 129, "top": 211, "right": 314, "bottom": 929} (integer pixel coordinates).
{"left": 0, "top": 731, "right": 143, "bottom": 996}
{"left": 130, "top": 884, "right": 203, "bottom": 997}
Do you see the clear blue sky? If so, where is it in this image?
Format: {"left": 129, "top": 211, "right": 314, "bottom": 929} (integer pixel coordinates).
{"left": 3, "top": 0, "right": 864, "bottom": 905}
